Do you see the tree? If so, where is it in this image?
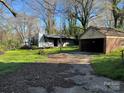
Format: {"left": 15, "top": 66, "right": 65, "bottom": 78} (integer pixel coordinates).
{"left": 118, "top": 2, "right": 124, "bottom": 29}
{"left": 0, "top": 17, "right": 21, "bottom": 49}
{"left": 108, "top": 0, "right": 124, "bottom": 28}
{"left": 8, "top": 14, "right": 40, "bottom": 46}
{"left": 26, "top": 0, "right": 57, "bottom": 34}
{"left": 111, "top": 0, "right": 121, "bottom": 28}
{"left": 0, "top": 0, "right": 17, "bottom": 50}
{"left": 68, "top": 0, "right": 98, "bottom": 32}
{"left": 0, "top": 0, "right": 16, "bottom": 17}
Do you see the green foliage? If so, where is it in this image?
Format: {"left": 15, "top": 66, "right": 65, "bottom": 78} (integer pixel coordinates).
{"left": 92, "top": 49, "right": 124, "bottom": 80}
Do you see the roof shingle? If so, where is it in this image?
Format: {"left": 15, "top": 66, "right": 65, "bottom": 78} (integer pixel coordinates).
{"left": 88, "top": 26, "right": 124, "bottom": 37}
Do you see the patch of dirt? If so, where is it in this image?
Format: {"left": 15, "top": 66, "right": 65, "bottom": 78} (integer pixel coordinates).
{"left": 48, "top": 53, "right": 68, "bottom": 59}
{"left": 0, "top": 63, "right": 80, "bottom": 93}
{"left": 47, "top": 53, "right": 90, "bottom": 64}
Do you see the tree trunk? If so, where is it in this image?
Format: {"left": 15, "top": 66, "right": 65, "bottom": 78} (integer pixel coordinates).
{"left": 114, "top": 17, "right": 118, "bottom": 28}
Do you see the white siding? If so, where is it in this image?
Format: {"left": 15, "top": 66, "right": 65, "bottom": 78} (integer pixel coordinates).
{"left": 38, "top": 33, "right": 45, "bottom": 47}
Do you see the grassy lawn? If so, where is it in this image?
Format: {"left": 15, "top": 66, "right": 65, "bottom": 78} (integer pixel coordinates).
{"left": 0, "top": 46, "right": 78, "bottom": 75}
{"left": 92, "top": 49, "right": 124, "bottom": 81}
{"left": 0, "top": 49, "right": 47, "bottom": 63}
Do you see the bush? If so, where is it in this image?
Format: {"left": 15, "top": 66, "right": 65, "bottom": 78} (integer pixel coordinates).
{"left": 38, "top": 49, "right": 46, "bottom": 55}
{"left": 31, "top": 45, "right": 38, "bottom": 50}
{"left": 20, "top": 45, "right": 32, "bottom": 50}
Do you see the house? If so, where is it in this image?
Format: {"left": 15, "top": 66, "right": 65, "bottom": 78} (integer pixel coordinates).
{"left": 79, "top": 26, "right": 124, "bottom": 53}
{"left": 32, "top": 33, "right": 77, "bottom": 48}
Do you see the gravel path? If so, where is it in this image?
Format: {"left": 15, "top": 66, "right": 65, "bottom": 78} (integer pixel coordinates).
{"left": 0, "top": 52, "right": 124, "bottom": 93}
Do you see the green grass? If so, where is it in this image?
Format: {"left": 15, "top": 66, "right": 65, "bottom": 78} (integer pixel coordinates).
{"left": 92, "top": 49, "right": 124, "bottom": 81}
{"left": 0, "top": 46, "right": 78, "bottom": 75}
{"left": 0, "top": 63, "right": 21, "bottom": 75}
{"left": 0, "top": 49, "right": 47, "bottom": 63}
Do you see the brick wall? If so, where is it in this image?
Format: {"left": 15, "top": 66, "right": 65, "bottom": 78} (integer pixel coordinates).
{"left": 105, "top": 37, "right": 124, "bottom": 53}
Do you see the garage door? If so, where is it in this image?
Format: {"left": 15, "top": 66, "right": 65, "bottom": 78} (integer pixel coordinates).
{"left": 80, "top": 38, "right": 104, "bottom": 53}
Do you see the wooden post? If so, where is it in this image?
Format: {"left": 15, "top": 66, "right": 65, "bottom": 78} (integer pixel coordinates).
{"left": 121, "top": 50, "right": 124, "bottom": 64}
{"left": 60, "top": 36, "right": 63, "bottom": 52}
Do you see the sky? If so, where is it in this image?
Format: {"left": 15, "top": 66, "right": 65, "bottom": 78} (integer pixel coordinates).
{"left": 0, "top": 0, "right": 124, "bottom": 30}
{"left": 8, "top": 0, "right": 63, "bottom": 30}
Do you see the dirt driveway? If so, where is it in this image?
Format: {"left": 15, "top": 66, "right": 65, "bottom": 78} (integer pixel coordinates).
{"left": 0, "top": 52, "right": 124, "bottom": 93}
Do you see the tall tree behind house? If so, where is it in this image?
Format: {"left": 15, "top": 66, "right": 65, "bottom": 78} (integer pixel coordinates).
{"left": 61, "top": 0, "right": 102, "bottom": 32}
{"left": 26, "top": 0, "right": 57, "bottom": 35}
{"left": 108, "top": 0, "right": 124, "bottom": 28}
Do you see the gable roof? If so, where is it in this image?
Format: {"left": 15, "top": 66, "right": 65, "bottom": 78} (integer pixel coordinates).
{"left": 87, "top": 26, "right": 124, "bottom": 37}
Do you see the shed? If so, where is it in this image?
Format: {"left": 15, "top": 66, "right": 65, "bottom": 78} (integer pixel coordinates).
{"left": 79, "top": 26, "right": 124, "bottom": 53}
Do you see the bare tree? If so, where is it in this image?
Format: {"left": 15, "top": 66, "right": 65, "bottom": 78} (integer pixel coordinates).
{"left": 26, "top": 0, "right": 57, "bottom": 34}
{"left": 108, "top": 0, "right": 124, "bottom": 28}
{"left": 8, "top": 14, "right": 40, "bottom": 46}
{"left": 0, "top": 0, "right": 16, "bottom": 17}
{"left": 110, "top": 0, "right": 121, "bottom": 28}
{"left": 66, "top": 0, "right": 99, "bottom": 32}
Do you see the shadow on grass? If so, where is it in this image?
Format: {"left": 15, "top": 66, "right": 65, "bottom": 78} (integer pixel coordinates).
{"left": 0, "top": 62, "right": 22, "bottom": 75}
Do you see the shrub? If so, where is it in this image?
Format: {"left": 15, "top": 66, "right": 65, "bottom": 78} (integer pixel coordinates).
{"left": 31, "top": 45, "right": 38, "bottom": 50}
{"left": 38, "top": 49, "right": 46, "bottom": 55}
{"left": 20, "top": 45, "right": 32, "bottom": 49}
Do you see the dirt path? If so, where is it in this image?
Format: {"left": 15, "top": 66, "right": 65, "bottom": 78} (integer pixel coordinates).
{"left": 0, "top": 52, "right": 124, "bottom": 93}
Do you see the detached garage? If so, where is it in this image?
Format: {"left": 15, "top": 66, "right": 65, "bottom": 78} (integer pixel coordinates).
{"left": 79, "top": 26, "right": 124, "bottom": 53}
